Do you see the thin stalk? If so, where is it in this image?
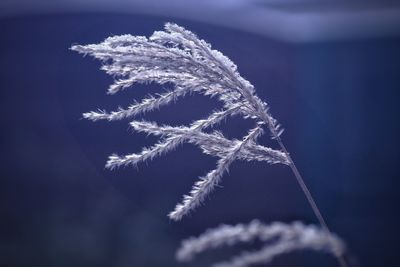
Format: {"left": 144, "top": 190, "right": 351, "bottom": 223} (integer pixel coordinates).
{"left": 277, "top": 138, "right": 348, "bottom": 267}
{"left": 263, "top": 116, "right": 348, "bottom": 267}
{"left": 276, "top": 138, "right": 330, "bottom": 232}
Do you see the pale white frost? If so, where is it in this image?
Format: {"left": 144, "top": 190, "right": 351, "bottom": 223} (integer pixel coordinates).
{"left": 72, "top": 22, "right": 288, "bottom": 220}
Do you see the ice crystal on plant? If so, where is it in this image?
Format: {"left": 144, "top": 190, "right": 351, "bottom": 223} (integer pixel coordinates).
{"left": 71, "top": 23, "right": 289, "bottom": 221}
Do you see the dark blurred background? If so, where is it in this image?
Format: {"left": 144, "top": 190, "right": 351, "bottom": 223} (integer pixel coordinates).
{"left": 0, "top": 1, "right": 399, "bottom": 267}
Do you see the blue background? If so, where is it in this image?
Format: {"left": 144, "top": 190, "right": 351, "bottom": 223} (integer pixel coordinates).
{"left": 1, "top": 13, "right": 399, "bottom": 267}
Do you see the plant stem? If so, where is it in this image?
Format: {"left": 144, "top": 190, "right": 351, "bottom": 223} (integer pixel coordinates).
{"left": 276, "top": 138, "right": 330, "bottom": 232}
{"left": 276, "top": 137, "right": 348, "bottom": 267}
{"left": 260, "top": 113, "right": 347, "bottom": 267}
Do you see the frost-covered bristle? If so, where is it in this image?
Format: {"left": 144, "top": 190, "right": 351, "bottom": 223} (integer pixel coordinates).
{"left": 73, "top": 22, "right": 288, "bottom": 220}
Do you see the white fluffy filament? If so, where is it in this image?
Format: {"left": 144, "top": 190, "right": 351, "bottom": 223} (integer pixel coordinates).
{"left": 72, "top": 23, "right": 289, "bottom": 220}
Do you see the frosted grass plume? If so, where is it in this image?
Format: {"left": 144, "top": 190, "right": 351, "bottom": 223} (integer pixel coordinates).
{"left": 71, "top": 23, "right": 289, "bottom": 221}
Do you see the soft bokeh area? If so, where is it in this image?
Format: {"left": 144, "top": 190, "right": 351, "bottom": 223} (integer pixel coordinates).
{"left": 1, "top": 1, "right": 399, "bottom": 267}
